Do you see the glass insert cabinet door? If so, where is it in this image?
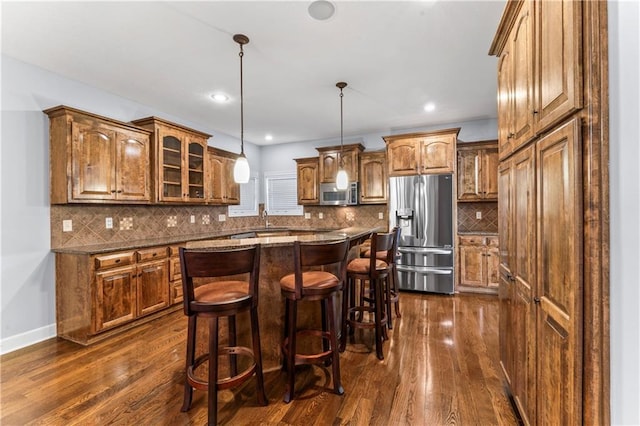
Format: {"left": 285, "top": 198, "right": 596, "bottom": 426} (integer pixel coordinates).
{"left": 159, "top": 133, "right": 206, "bottom": 202}
{"left": 187, "top": 139, "right": 204, "bottom": 200}
{"left": 161, "top": 135, "right": 183, "bottom": 200}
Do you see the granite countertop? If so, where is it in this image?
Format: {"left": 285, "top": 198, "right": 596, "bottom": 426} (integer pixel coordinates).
{"left": 458, "top": 231, "right": 499, "bottom": 236}
{"left": 52, "top": 226, "right": 377, "bottom": 255}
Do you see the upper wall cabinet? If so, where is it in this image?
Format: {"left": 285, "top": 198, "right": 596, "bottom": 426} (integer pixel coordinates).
{"left": 206, "top": 147, "right": 240, "bottom": 205}
{"left": 490, "top": 0, "right": 582, "bottom": 160}
{"left": 295, "top": 157, "right": 320, "bottom": 205}
{"left": 132, "top": 117, "right": 210, "bottom": 204}
{"left": 383, "top": 128, "right": 459, "bottom": 176}
{"left": 359, "top": 150, "right": 387, "bottom": 204}
{"left": 46, "top": 105, "right": 152, "bottom": 204}
{"left": 316, "top": 143, "right": 364, "bottom": 183}
{"left": 457, "top": 140, "right": 499, "bottom": 201}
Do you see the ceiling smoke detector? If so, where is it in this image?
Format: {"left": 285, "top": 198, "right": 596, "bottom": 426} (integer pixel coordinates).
{"left": 308, "top": 1, "right": 335, "bottom": 21}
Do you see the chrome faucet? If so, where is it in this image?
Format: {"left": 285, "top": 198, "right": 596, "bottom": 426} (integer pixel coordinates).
{"left": 262, "top": 210, "right": 270, "bottom": 228}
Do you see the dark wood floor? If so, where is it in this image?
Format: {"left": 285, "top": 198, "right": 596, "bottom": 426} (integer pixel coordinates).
{"left": 0, "top": 292, "right": 518, "bottom": 425}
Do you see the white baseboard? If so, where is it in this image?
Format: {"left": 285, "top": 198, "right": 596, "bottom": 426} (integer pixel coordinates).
{"left": 0, "top": 323, "right": 57, "bottom": 355}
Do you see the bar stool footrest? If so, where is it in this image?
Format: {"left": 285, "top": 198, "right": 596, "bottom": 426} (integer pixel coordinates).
{"left": 186, "top": 346, "right": 258, "bottom": 391}
{"left": 282, "top": 329, "right": 335, "bottom": 365}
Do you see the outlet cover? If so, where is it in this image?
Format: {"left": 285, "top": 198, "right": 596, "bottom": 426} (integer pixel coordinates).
{"left": 62, "top": 219, "right": 72, "bottom": 232}
{"left": 476, "top": 211, "right": 482, "bottom": 219}
{"left": 218, "top": 214, "right": 226, "bottom": 222}
{"left": 319, "top": 212, "right": 324, "bottom": 219}
{"left": 105, "top": 217, "right": 113, "bottom": 229}
{"left": 190, "top": 215, "right": 196, "bottom": 224}
{"left": 304, "top": 212, "right": 311, "bottom": 219}
{"left": 378, "top": 212, "right": 384, "bottom": 219}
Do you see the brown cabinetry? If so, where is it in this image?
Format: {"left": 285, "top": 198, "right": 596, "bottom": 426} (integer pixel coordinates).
{"left": 383, "top": 128, "right": 458, "bottom": 176}
{"left": 457, "top": 141, "right": 499, "bottom": 201}
{"left": 207, "top": 147, "right": 240, "bottom": 205}
{"left": 132, "top": 117, "right": 210, "bottom": 203}
{"left": 317, "top": 143, "right": 364, "bottom": 183}
{"left": 168, "top": 245, "right": 184, "bottom": 305}
{"left": 46, "top": 106, "right": 151, "bottom": 204}
{"left": 295, "top": 157, "right": 320, "bottom": 205}
{"left": 458, "top": 235, "right": 499, "bottom": 292}
{"left": 359, "top": 151, "right": 387, "bottom": 204}
{"left": 492, "top": 0, "right": 582, "bottom": 160}
{"left": 56, "top": 245, "right": 172, "bottom": 345}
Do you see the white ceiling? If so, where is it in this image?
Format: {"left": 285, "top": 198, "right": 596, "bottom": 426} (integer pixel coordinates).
{"left": 1, "top": 1, "right": 505, "bottom": 145}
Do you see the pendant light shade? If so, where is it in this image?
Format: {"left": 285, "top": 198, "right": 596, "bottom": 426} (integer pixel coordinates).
{"left": 233, "top": 34, "right": 250, "bottom": 184}
{"left": 336, "top": 81, "right": 348, "bottom": 190}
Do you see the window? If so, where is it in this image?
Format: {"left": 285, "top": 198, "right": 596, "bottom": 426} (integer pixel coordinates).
{"left": 228, "top": 175, "right": 259, "bottom": 217}
{"left": 264, "top": 171, "right": 303, "bottom": 216}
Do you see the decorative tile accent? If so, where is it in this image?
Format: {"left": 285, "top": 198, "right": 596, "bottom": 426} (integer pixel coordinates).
{"left": 50, "top": 204, "right": 390, "bottom": 249}
{"left": 457, "top": 202, "right": 499, "bottom": 233}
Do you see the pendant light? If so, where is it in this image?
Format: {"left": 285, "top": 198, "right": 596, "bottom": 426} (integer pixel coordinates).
{"left": 335, "top": 81, "right": 349, "bottom": 190}
{"left": 233, "top": 34, "right": 250, "bottom": 184}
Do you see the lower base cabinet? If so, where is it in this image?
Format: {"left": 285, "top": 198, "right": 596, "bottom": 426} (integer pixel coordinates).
{"left": 56, "top": 245, "right": 173, "bottom": 345}
{"left": 457, "top": 234, "right": 499, "bottom": 293}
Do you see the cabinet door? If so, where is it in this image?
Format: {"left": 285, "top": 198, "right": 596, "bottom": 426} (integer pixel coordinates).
{"left": 319, "top": 151, "right": 339, "bottom": 183}
{"left": 533, "top": 0, "right": 582, "bottom": 134}
{"left": 341, "top": 150, "right": 359, "bottom": 182}
{"left": 387, "top": 139, "right": 419, "bottom": 176}
{"left": 457, "top": 149, "right": 481, "bottom": 200}
{"left": 158, "top": 130, "right": 184, "bottom": 202}
{"left": 359, "top": 152, "right": 387, "bottom": 204}
{"left": 481, "top": 148, "right": 499, "bottom": 199}
{"left": 497, "top": 51, "right": 514, "bottom": 160}
{"left": 420, "top": 134, "right": 455, "bottom": 174}
{"left": 486, "top": 246, "right": 500, "bottom": 289}
{"left": 136, "top": 259, "right": 169, "bottom": 317}
{"left": 535, "top": 118, "right": 582, "bottom": 425}
{"left": 224, "top": 157, "right": 240, "bottom": 204}
{"left": 71, "top": 122, "right": 116, "bottom": 201}
{"left": 207, "top": 154, "right": 226, "bottom": 204}
{"left": 95, "top": 265, "right": 136, "bottom": 332}
{"left": 458, "top": 244, "right": 484, "bottom": 287}
{"left": 115, "top": 130, "right": 150, "bottom": 201}
{"left": 498, "top": 272, "right": 514, "bottom": 386}
{"left": 511, "top": 0, "right": 535, "bottom": 152}
{"left": 296, "top": 159, "right": 319, "bottom": 205}
{"left": 185, "top": 138, "right": 206, "bottom": 202}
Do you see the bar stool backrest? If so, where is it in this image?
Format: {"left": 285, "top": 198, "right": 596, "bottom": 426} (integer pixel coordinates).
{"left": 292, "top": 239, "right": 350, "bottom": 299}
{"left": 179, "top": 245, "right": 261, "bottom": 315}
{"left": 369, "top": 232, "right": 395, "bottom": 278}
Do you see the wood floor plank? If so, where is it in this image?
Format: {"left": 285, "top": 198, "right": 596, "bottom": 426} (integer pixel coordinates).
{"left": 0, "top": 293, "right": 518, "bottom": 425}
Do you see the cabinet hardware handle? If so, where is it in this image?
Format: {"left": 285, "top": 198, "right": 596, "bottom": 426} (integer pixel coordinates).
{"left": 534, "top": 297, "right": 541, "bottom": 304}
{"left": 115, "top": 259, "right": 121, "bottom": 263}
{"left": 533, "top": 110, "right": 539, "bottom": 114}
{"left": 111, "top": 190, "right": 116, "bottom": 193}
{"left": 507, "top": 133, "right": 514, "bottom": 139}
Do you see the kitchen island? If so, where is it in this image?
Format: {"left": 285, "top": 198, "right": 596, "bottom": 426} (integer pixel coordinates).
{"left": 52, "top": 226, "right": 377, "bottom": 366}
{"left": 185, "top": 226, "right": 376, "bottom": 371}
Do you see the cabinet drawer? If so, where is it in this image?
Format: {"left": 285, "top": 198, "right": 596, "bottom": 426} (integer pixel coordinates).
{"left": 459, "top": 235, "right": 485, "bottom": 246}
{"left": 487, "top": 236, "right": 499, "bottom": 247}
{"left": 137, "top": 246, "right": 168, "bottom": 262}
{"left": 169, "top": 244, "right": 183, "bottom": 257}
{"left": 94, "top": 252, "right": 136, "bottom": 270}
{"left": 169, "top": 256, "right": 182, "bottom": 282}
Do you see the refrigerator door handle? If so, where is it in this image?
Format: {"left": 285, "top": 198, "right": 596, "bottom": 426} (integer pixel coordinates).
{"left": 397, "top": 265, "right": 453, "bottom": 275}
{"left": 398, "top": 247, "right": 453, "bottom": 255}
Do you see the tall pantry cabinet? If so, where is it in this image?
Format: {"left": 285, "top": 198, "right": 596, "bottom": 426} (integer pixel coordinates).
{"left": 489, "top": 1, "right": 609, "bottom": 425}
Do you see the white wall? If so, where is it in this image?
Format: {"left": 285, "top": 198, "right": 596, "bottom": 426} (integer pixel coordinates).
{"left": 609, "top": 1, "right": 640, "bottom": 424}
{"left": 0, "top": 55, "right": 251, "bottom": 353}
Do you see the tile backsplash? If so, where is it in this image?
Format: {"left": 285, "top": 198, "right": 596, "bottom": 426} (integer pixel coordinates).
{"left": 457, "top": 202, "right": 499, "bottom": 233}
{"left": 51, "top": 204, "right": 389, "bottom": 249}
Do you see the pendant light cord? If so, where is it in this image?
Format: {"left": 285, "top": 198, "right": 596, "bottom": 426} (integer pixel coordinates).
{"left": 239, "top": 44, "right": 245, "bottom": 155}
{"left": 338, "top": 84, "right": 345, "bottom": 168}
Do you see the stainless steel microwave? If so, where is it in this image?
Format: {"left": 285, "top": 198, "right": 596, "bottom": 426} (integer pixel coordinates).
{"left": 319, "top": 182, "right": 359, "bottom": 206}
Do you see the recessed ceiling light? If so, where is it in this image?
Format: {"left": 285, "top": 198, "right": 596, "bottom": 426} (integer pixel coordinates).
{"left": 308, "top": 1, "right": 335, "bottom": 21}
{"left": 210, "top": 93, "right": 229, "bottom": 103}
{"left": 424, "top": 102, "right": 436, "bottom": 112}
{"left": 265, "top": 134, "right": 273, "bottom": 141}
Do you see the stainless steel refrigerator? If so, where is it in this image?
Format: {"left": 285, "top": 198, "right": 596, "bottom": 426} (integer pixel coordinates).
{"left": 388, "top": 174, "right": 454, "bottom": 294}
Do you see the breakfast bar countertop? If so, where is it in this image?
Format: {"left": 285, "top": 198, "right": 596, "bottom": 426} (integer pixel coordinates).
{"left": 51, "top": 226, "right": 378, "bottom": 255}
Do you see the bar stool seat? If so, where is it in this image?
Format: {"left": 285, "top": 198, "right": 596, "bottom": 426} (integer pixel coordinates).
{"left": 179, "top": 245, "right": 267, "bottom": 426}
{"left": 280, "top": 239, "right": 350, "bottom": 403}
{"left": 341, "top": 231, "right": 395, "bottom": 360}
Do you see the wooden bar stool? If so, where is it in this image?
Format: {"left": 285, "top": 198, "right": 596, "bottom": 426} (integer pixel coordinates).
{"left": 279, "top": 239, "right": 350, "bottom": 403}
{"left": 179, "top": 245, "right": 267, "bottom": 426}
{"left": 362, "top": 227, "right": 402, "bottom": 329}
{"left": 341, "top": 231, "right": 394, "bottom": 360}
